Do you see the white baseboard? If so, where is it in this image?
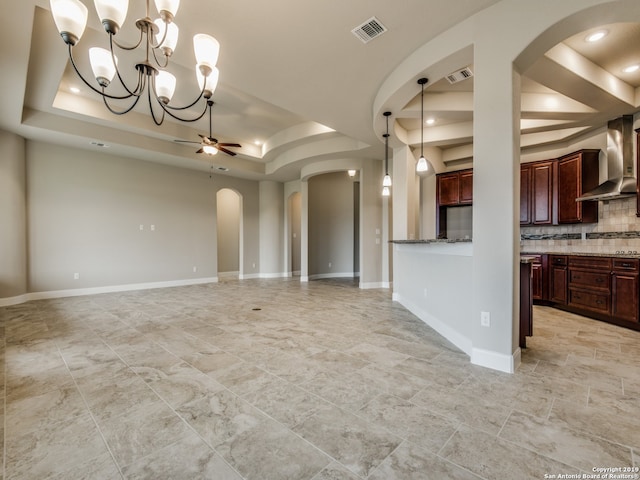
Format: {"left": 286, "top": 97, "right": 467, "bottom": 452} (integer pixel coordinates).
{"left": 0, "top": 277, "right": 218, "bottom": 307}
{"left": 393, "top": 293, "right": 472, "bottom": 356}
{"left": 471, "top": 346, "right": 520, "bottom": 374}
{"left": 359, "top": 282, "right": 390, "bottom": 289}
{"left": 308, "top": 272, "right": 355, "bottom": 280}
{"left": 300, "top": 276, "right": 309, "bottom": 282}
{"left": 259, "top": 272, "right": 289, "bottom": 279}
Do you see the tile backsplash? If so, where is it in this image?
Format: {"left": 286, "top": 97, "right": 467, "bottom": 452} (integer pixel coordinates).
{"left": 520, "top": 197, "right": 640, "bottom": 254}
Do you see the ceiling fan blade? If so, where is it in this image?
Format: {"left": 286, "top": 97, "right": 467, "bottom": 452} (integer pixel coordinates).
{"left": 217, "top": 147, "right": 237, "bottom": 156}
{"left": 196, "top": 148, "right": 205, "bottom": 154}
{"left": 174, "top": 140, "right": 201, "bottom": 144}
{"left": 217, "top": 143, "right": 242, "bottom": 148}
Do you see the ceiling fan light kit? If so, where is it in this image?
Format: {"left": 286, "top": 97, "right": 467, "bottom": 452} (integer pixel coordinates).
{"left": 175, "top": 100, "right": 242, "bottom": 157}
{"left": 50, "top": 0, "right": 221, "bottom": 125}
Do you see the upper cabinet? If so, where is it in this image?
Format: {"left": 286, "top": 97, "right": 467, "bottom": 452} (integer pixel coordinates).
{"left": 520, "top": 149, "right": 600, "bottom": 226}
{"left": 436, "top": 169, "right": 473, "bottom": 238}
{"left": 436, "top": 169, "right": 473, "bottom": 207}
{"left": 459, "top": 169, "right": 473, "bottom": 205}
{"left": 520, "top": 160, "right": 554, "bottom": 226}
{"left": 557, "top": 150, "right": 599, "bottom": 224}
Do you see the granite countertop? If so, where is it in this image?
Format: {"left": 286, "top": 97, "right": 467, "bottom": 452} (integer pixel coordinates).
{"left": 391, "top": 238, "right": 472, "bottom": 244}
{"left": 520, "top": 255, "right": 538, "bottom": 264}
{"left": 521, "top": 251, "right": 640, "bottom": 259}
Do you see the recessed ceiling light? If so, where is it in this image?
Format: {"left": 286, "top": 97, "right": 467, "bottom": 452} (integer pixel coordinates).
{"left": 254, "top": 140, "right": 262, "bottom": 145}
{"left": 623, "top": 64, "right": 639, "bottom": 73}
{"left": 425, "top": 118, "right": 435, "bottom": 125}
{"left": 585, "top": 30, "right": 607, "bottom": 43}
{"left": 70, "top": 87, "right": 80, "bottom": 94}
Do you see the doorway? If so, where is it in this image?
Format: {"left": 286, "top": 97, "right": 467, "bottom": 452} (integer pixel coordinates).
{"left": 216, "top": 188, "right": 242, "bottom": 279}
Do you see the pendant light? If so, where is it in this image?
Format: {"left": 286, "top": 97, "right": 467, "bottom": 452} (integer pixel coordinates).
{"left": 382, "top": 111, "right": 392, "bottom": 196}
{"left": 416, "top": 77, "right": 429, "bottom": 173}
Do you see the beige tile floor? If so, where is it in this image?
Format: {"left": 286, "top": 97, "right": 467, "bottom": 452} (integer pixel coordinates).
{"left": 1, "top": 278, "right": 639, "bottom": 479}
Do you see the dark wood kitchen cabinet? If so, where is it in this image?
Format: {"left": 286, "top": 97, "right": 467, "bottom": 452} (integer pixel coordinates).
{"left": 549, "top": 255, "right": 568, "bottom": 304}
{"left": 436, "top": 169, "right": 473, "bottom": 238}
{"left": 636, "top": 128, "right": 640, "bottom": 217}
{"left": 611, "top": 258, "right": 639, "bottom": 323}
{"left": 543, "top": 255, "right": 640, "bottom": 330}
{"left": 459, "top": 169, "right": 473, "bottom": 205}
{"left": 557, "top": 150, "right": 599, "bottom": 224}
{"left": 520, "top": 160, "right": 554, "bottom": 225}
{"left": 567, "top": 256, "right": 611, "bottom": 316}
{"left": 437, "top": 169, "right": 473, "bottom": 207}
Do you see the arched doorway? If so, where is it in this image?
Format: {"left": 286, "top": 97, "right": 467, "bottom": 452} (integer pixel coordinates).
{"left": 216, "top": 188, "right": 242, "bottom": 279}
{"left": 288, "top": 191, "right": 302, "bottom": 276}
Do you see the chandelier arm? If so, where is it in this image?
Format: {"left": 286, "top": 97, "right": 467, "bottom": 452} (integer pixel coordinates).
{"left": 157, "top": 94, "right": 209, "bottom": 123}
{"left": 101, "top": 87, "right": 142, "bottom": 115}
{"left": 151, "top": 74, "right": 208, "bottom": 112}
{"left": 147, "top": 83, "right": 166, "bottom": 126}
{"left": 68, "top": 44, "right": 137, "bottom": 100}
{"left": 149, "top": 20, "right": 169, "bottom": 50}
{"left": 151, "top": 48, "right": 170, "bottom": 69}
{"left": 111, "top": 28, "right": 145, "bottom": 51}
{"left": 109, "top": 35, "right": 145, "bottom": 97}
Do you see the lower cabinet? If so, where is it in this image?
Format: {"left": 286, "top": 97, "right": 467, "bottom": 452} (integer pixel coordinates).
{"left": 611, "top": 258, "right": 639, "bottom": 323}
{"left": 525, "top": 253, "right": 640, "bottom": 330}
{"left": 567, "top": 256, "right": 611, "bottom": 316}
{"left": 549, "top": 255, "right": 568, "bottom": 304}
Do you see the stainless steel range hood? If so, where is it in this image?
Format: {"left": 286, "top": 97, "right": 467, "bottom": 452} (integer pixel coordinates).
{"left": 576, "top": 115, "right": 636, "bottom": 202}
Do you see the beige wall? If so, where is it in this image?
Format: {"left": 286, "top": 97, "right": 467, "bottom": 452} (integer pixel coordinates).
{"left": 216, "top": 188, "right": 241, "bottom": 275}
{"left": 0, "top": 131, "right": 27, "bottom": 299}
{"left": 26, "top": 141, "right": 218, "bottom": 291}
{"left": 1, "top": 133, "right": 387, "bottom": 301}
{"left": 308, "top": 172, "right": 355, "bottom": 277}
{"left": 22, "top": 140, "right": 261, "bottom": 293}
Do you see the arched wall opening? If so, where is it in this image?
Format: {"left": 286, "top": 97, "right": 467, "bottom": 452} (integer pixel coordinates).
{"left": 307, "top": 171, "right": 360, "bottom": 280}
{"left": 287, "top": 191, "right": 302, "bottom": 276}
{"left": 216, "top": 188, "right": 243, "bottom": 279}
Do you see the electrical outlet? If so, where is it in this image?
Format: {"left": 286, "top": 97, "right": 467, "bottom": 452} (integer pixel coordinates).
{"left": 139, "top": 224, "right": 144, "bottom": 231}
{"left": 252, "top": 263, "right": 256, "bottom": 269}
{"left": 481, "top": 311, "right": 491, "bottom": 327}
{"left": 151, "top": 224, "right": 155, "bottom": 231}
{"left": 328, "top": 262, "right": 332, "bottom": 268}
{"left": 423, "top": 288, "right": 428, "bottom": 298}
{"left": 193, "top": 266, "right": 197, "bottom": 273}
{"left": 73, "top": 272, "right": 79, "bottom": 280}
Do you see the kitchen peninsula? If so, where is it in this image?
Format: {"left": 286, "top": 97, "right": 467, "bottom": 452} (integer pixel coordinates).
{"left": 391, "top": 239, "right": 473, "bottom": 358}
{"left": 392, "top": 240, "right": 535, "bottom": 362}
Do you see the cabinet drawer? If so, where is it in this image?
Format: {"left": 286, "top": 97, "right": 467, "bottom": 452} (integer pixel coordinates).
{"left": 613, "top": 258, "right": 640, "bottom": 272}
{"left": 569, "top": 269, "right": 610, "bottom": 290}
{"left": 550, "top": 255, "right": 567, "bottom": 266}
{"left": 568, "top": 256, "right": 612, "bottom": 270}
{"left": 568, "top": 288, "right": 610, "bottom": 314}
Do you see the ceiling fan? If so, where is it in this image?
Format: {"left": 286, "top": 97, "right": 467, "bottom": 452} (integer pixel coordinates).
{"left": 174, "top": 100, "right": 241, "bottom": 156}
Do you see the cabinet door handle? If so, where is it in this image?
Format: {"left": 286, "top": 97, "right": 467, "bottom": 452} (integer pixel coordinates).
{"left": 574, "top": 275, "right": 581, "bottom": 280}
{"left": 574, "top": 294, "right": 582, "bottom": 300}
{"left": 622, "top": 263, "right": 632, "bottom": 268}
{"left": 595, "top": 278, "right": 604, "bottom": 283}
{"left": 596, "top": 300, "right": 604, "bottom": 305}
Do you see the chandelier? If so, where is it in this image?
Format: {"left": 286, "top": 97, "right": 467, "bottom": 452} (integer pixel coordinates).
{"left": 49, "top": 0, "right": 221, "bottom": 126}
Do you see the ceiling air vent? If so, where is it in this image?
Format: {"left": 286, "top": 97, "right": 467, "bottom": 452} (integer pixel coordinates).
{"left": 351, "top": 17, "right": 387, "bottom": 44}
{"left": 446, "top": 67, "right": 474, "bottom": 84}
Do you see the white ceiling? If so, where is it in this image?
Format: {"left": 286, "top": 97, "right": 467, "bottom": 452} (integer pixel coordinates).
{"left": 2, "top": 1, "right": 639, "bottom": 182}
